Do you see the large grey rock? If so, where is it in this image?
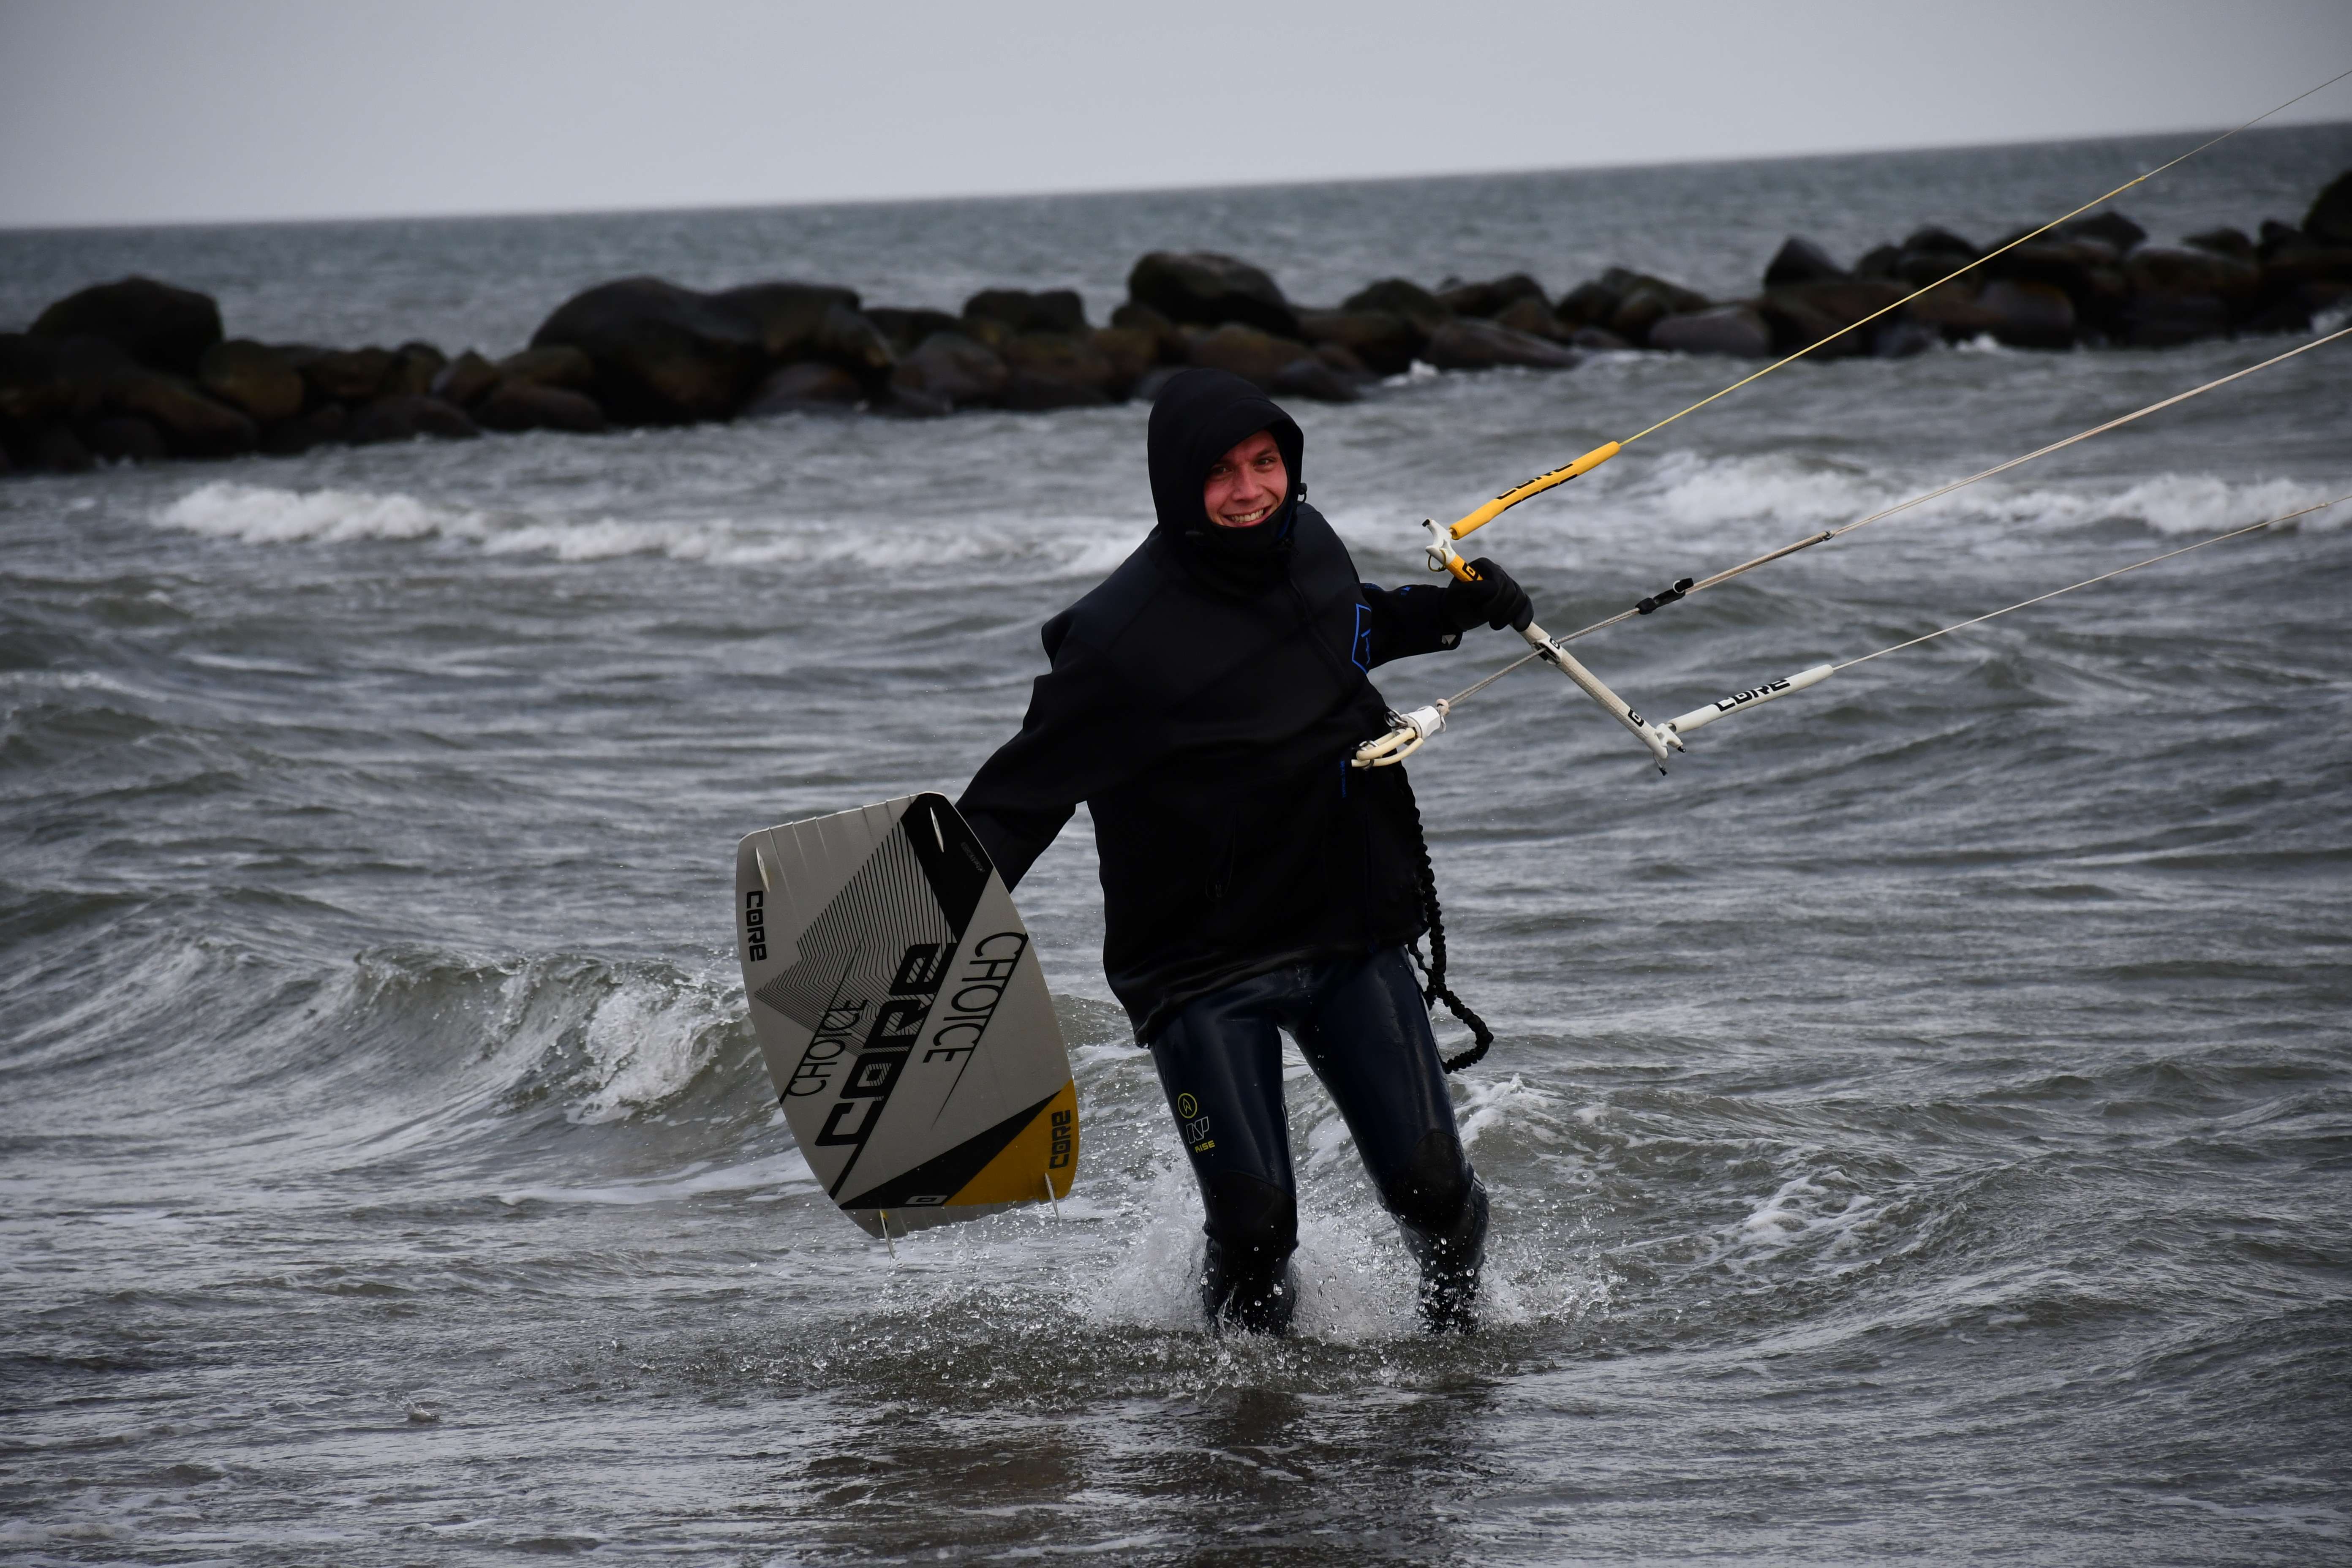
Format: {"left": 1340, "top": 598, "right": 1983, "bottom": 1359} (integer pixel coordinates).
{"left": 739, "top": 362, "right": 864, "bottom": 417}
{"left": 2052, "top": 210, "right": 2146, "bottom": 253}
{"left": 1904, "top": 278, "right": 2004, "bottom": 342}
{"left": 1763, "top": 237, "right": 1847, "bottom": 288}
{"left": 1649, "top": 305, "right": 1772, "bottom": 358}
{"left": 0, "top": 333, "right": 136, "bottom": 424}
{"left": 430, "top": 351, "right": 500, "bottom": 408}
{"left": 1270, "top": 355, "right": 1362, "bottom": 403}
{"left": 475, "top": 380, "right": 607, "bottom": 433}
{"left": 1554, "top": 280, "right": 1621, "bottom": 328}
{"left": 389, "top": 343, "right": 446, "bottom": 396}
{"left": 531, "top": 277, "right": 770, "bottom": 424}
{"left": 104, "top": 368, "right": 256, "bottom": 457}
{"left": 867, "top": 308, "right": 963, "bottom": 357}
{"left": 709, "top": 282, "right": 862, "bottom": 357}
{"left": 1435, "top": 273, "right": 1546, "bottom": 318}
{"left": 1128, "top": 252, "right": 1298, "bottom": 337}
{"left": 1092, "top": 327, "right": 1159, "bottom": 397}
{"left": 1755, "top": 280, "right": 1911, "bottom": 358}
{"left": 348, "top": 394, "right": 481, "bottom": 444}
{"left": 2184, "top": 227, "right": 2256, "bottom": 263}
{"left": 81, "top": 415, "right": 166, "bottom": 463}
{"left": 2305, "top": 169, "right": 2352, "bottom": 247}
{"left": 1342, "top": 278, "right": 1450, "bottom": 326}
{"left": 964, "top": 289, "right": 1087, "bottom": 336}
{"left": 495, "top": 345, "right": 596, "bottom": 390}
{"left": 888, "top": 332, "right": 1010, "bottom": 414}
{"left": 1295, "top": 308, "right": 1423, "bottom": 375}
{"left": 1491, "top": 295, "right": 1572, "bottom": 342}
{"left": 258, "top": 403, "right": 348, "bottom": 456}
{"left": 30, "top": 278, "right": 222, "bottom": 376}
{"left": 1978, "top": 279, "right": 2077, "bottom": 348}
{"left": 197, "top": 339, "right": 305, "bottom": 424}
{"left": 296, "top": 346, "right": 398, "bottom": 405}
{"left": 21, "top": 421, "right": 96, "bottom": 471}
{"left": 998, "top": 332, "right": 1117, "bottom": 410}
{"left": 1181, "top": 323, "right": 1318, "bottom": 389}
{"left": 1421, "top": 318, "right": 1582, "bottom": 370}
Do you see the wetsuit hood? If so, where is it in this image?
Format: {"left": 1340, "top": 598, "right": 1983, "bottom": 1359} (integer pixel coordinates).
{"left": 1146, "top": 369, "right": 1305, "bottom": 593}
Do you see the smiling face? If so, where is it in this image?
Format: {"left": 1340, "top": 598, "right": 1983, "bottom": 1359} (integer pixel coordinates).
{"left": 1201, "top": 429, "right": 1289, "bottom": 529}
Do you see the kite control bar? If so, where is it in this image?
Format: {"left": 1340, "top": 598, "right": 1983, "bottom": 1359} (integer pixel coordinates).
{"left": 1418, "top": 522, "right": 1680, "bottom": 771}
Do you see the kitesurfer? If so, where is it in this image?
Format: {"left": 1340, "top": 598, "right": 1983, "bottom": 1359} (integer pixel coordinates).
{"left": 958, "top": 369, "right": 1531, "bottom": 1335}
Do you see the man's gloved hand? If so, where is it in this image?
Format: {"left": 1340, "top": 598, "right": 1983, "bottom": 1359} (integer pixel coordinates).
{"left": 1443, "top": 557, "right": 1534, "bottom": 633}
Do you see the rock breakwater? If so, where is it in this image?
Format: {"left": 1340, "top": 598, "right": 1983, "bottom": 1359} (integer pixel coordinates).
{"left": 5, "top": 170, "right": 2348, "bottom": 478}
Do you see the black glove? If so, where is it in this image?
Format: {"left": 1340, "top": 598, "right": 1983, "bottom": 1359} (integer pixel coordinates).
{"left": 1443, "top": 557, "right": 1533, "bottom": 633}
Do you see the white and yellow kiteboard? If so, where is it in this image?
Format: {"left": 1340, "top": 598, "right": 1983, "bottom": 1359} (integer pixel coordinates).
{"left": 734, "top": 793, "right": 1076, "bottom": 1237}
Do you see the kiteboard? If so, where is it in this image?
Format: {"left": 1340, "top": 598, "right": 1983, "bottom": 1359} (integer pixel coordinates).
{"left": 734, "top": 793, "right": 1076, "bottom": 1237}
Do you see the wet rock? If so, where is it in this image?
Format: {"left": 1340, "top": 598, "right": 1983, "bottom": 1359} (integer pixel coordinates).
{"left": 474, "top": 380, "right": 608, "bottom": 433}
{"left": 430, "top": 350, "right": 500, "bottom": 408}
{"left": 1295, "top": 308, "right": 1422, "bottom": 375}
{"left": 739, "top": 362, "right": 864, "bottom": 417}
{"left": 867, "top": 308, "right": 963, "bottom": 358}
{"left": 0, "top": 332, "right": 136, "bottom": 424}
{"left": 1598, "top": 269, "right": 1711, "bottom": 347}
{"left": 1129, "top": 252, "right": 1300, "bottom": 337}
{"left": 390, "top": 343, "right": 446, "bottom": 396}
{"left": 259, "top": 403, "right": 348, "bottom": 456}
{"left": 1435, "top": 274, "right": 1546, "bottom": 318}
{"left": 1109, "top": 300, "right": 1188, "bottom": 362}
{"left": 1421, "top": 318, "right": 1582, "bottom": 371}
{"left": 348, "top": 393, "right": 481, "bottom": 444}
{"left": 1491, "top": 295, "right": 1571, "bottom": 342}
{"left": 30, "top": 277, "right": 222, "bottom": 376}
{"left": 2257, "top": 220, "right": 2306, "bottom": 263}
{"left": 105, "top": 369, "right": 257, "bottom": 457}
{"left": 81, "top": 416, "right": 165, "bottom": 463}
{"left": 1754, "top": 280, "right": 1911, "bottom": 358}
{"left": 1853, "top": 244, "right": 1903, "bottom": 280}
{"left": 1270, "top": 355, "right": 1362, "bottom": 403}
{"left": 495, "top": 345, "right": 596, "bottom": 391}
{"left": 1903, "top": 226, "right": 1981, "bottom": 259}
{"left": 1343, "top": 278, "right": 1449, "bottom": 326}
{"left": 1649, "top": 305, "right": 1772, "bottom": 358}
{"left": 1977, "top": 279, "right": 2076, "bottom": 349}
{"left": 1763, "top": 237, "right": 1847, "bottom": 287}
{"left": 999, "top": 332, "right": 1117, "bottom": 410}
{"left": 1984, "top": 243, "right": 2128, "bottom": 338}
{"left": 1568, "top": 326, "right": 1631, "bottom": 351}
{"left": 1092, "top": 327, "right": 1160, "bottom": 397}
{"left": 1180, "top": 323, "right": 1318, "bottom": 389}
{"left": 2052, "top": 210, "right": 2146, "bottom": 253}
{"left": 1554, "top": 280, "right": 1621, "bottom": 329}
{"left": 709, "top": 282, "right": 862, "bottom": 357}
{"left": 2302, "top": 169, "right": 2352, "bottom": 247}
{"left": 532, "top": 277, "right": 770, "bottom": 424}
{"left": 1904, "top": 278, "right": 2004, "bottom": 342}
{"left": 299, "top": 346, "right": 398, "bottom": 405}
{"left": 964, "top": 289, "right": 1087, "bottom": 336}
{"left": 2115, "top": 245, "right": 2261, "bottom": 347}
{"left": 197, "top": 339, "right": 305, "bottom": 424}
{"left": 23, "top": 421, "right": 97, "bottom": 471}
{"left": 2185, "top": 227, "right": 2256, "bottom": 263}
{"left": 887, "top": 332, "right": 1010, "bottom": 413}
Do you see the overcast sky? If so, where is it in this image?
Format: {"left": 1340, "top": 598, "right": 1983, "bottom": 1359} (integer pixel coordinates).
{"left": 3, "top": 0, "right": 2347, "bottom": 228}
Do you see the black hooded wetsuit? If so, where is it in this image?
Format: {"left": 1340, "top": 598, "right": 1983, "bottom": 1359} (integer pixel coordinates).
{"left": 958, "top": 369, "right": 1488, "bottom": 1333}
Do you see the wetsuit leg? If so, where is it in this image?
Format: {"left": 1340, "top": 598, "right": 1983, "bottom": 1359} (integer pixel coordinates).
{"left": 1147, "top": 969, "right": 1304, "bottom": 1335}
{"left": 1292, "top": 948, "right": 1488, "bottom": 1333}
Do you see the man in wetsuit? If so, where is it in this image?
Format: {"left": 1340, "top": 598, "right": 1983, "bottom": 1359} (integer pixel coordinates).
{"left": 957, "top": 369, "right": 1532, "bottom": 1334}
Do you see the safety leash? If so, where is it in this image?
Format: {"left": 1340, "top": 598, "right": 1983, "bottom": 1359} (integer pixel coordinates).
{"left": 1388, "top": 767, "right": 1494, "bottom": 1072}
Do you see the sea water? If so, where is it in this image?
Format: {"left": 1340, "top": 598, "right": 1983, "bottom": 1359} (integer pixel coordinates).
{"left": 5, "top": 126, "right": 2351, "bottom": 1564}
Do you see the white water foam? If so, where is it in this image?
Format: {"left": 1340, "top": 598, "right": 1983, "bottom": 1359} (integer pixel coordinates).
{"left": 154, "top": 480, "right": 1146, "bottom": 576}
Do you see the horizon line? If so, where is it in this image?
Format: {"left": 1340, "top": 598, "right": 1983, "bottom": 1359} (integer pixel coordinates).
{"left": 5, "top": 115, "right": 2347, "bottom": 238}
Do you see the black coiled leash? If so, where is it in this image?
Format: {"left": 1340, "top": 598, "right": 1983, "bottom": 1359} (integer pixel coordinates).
{"left": 1389, "top": 767, "right": 1494, "bottom": 1073}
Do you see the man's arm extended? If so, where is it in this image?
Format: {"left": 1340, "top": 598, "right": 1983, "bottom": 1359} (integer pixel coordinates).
{"left": 1358, "top": 558, "right": 1531, "bottom": 668}
{"left": 956, "top": 635, "right": 1153, "bottom": 890}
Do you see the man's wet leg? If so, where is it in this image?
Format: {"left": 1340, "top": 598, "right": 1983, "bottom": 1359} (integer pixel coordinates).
{"left": 1296, "top": 948, "right": 1487, "bottom": 1333}
{"left": 1148, "top": 973, "right": 1300, "bottom": 1334}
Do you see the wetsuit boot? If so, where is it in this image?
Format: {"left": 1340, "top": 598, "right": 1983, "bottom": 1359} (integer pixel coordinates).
{"left": 1199, "top": 1170, "right": 1297, "bottom": 1335}
{"left": 1385, "top": 1129, "right": 1488, "bottom": 1334}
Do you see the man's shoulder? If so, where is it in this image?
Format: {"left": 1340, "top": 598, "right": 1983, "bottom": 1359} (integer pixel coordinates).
{"left": 1043, "top": 532, "right": 1173, "bottom": 660}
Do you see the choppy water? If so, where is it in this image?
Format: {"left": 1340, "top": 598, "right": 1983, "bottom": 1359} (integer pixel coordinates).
{"left": 5, "top": 127, "right": 2352, "bottom": 1565}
